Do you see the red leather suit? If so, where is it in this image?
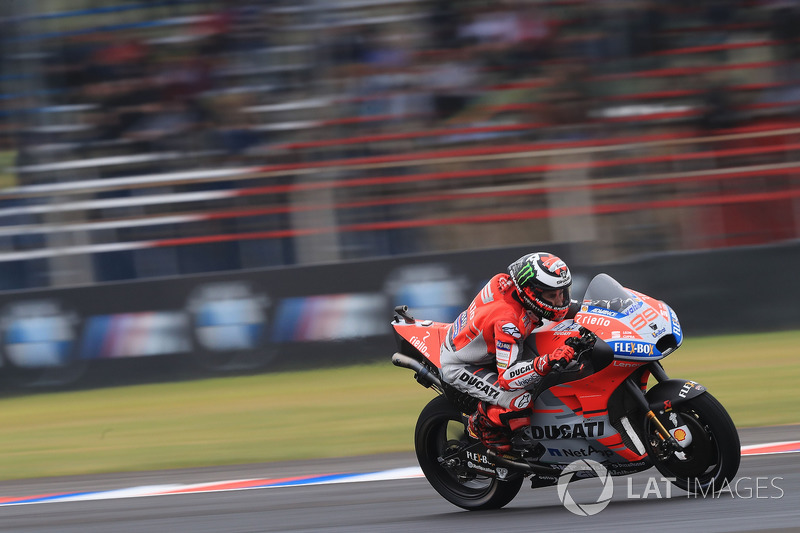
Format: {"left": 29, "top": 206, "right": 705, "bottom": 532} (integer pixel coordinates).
{"left": 439, "top": 273, "right": 547, "bottom": 412}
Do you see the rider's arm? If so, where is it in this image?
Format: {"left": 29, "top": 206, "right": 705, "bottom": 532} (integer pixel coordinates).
{"left": 495, "top": 317, "right": 575, "bottom": 389}
{"left": 494, "top": 316, "right": 541, "bottom": 390}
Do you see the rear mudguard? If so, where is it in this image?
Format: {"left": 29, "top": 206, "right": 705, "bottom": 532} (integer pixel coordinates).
{"left": 645, "top": 378, "right": 707, "bottom": 410}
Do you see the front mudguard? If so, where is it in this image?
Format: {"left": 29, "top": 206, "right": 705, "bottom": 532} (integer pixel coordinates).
{"left": 645, "top": 378, "right": 707, "bottom": 411}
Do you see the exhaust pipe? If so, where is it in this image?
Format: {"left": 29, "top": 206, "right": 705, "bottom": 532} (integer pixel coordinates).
{"left": 392, "top": 352, "right": 443, "bottom": 390}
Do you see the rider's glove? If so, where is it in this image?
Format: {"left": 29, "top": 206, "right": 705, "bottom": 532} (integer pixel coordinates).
{"left": 534, "top": 345, "right": 575, "bottom": 375}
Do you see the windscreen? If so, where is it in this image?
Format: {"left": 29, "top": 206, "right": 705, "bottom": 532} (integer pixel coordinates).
{"left": 582, "top": 273, "right": 636, "bottom": 311}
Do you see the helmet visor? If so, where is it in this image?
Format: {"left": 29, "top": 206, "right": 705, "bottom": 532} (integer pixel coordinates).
{"left": 537, "top": 287, "right": 570, "bottom": 307}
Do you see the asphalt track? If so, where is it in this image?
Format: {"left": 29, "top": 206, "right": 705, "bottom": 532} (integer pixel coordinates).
{"left": 0, "top": 425, "right": 797, "bottom": 533}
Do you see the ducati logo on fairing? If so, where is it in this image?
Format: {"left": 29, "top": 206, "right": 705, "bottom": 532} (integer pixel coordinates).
{"left": 531, "top": 421, "right": 606, "bottom": 439}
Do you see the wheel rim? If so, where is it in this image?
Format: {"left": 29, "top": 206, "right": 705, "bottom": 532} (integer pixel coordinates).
{"left": 649, "top": 408, "right": 721, "bottom": 487}
{"left": 424, "top": 416, "right": 495, "bottom": 495}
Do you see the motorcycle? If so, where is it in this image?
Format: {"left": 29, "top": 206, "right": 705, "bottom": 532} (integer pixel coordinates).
{"left": 391, "top": 273, "right": 740, "bottom": 510}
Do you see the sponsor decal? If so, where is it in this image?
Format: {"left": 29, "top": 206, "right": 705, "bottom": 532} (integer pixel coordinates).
{"left": 501, "top": 323, "right": 522, "bottom": 339}
{"left": 508, "top": 363, "right": 533, "bottom": 379}
{"left": 548, "top": 446, "right": 614, "bottom": 458}
{"left": 409, "top": 335, "right": 429, "bottom": 356}
{"left": 513, "top": 374, "right": 537, "bottom": 388}
{"left": 678, "top": 380, "right": 705, "bottom": 398}
{"left": 612, "top": 361, "right": 640, "bottom": 368}
{"left": 467, "top": 461, "right": 496, "bottom": 475}
{"left": 466, "top": 451, "right": 494, "bottom": 466}
{"left": 612, "top": 341, "right": 656, "bottom": 357}
{"left": 531, "top": 421, "right": 606, "bottom": 439}
{"left": 458, "top": 372, "right": 501, "bottom": 400}
{"left": 575, "top": 315, "right": 612, "bottom": 328}
{"left": 513, "top": 393, "right": 532, "bottom": 409}
{"left": 669, "top": 307, "right": 682, "bottom": 340}
{"left": 452, "top": 311, "right": 467, "bottom": 336}
{"left": 496, "top": 341, "right": 511, "bottom": 351}
{"left": 588, "top": 307, "right": 619, "bottom": 317}
{"left": 650, "top": 327, "right": 667, "bottom": 338}
{"left": 551, "top": 321, "right": 582, "bottom": 336}
{"left": 516, "top": 262, "right": 537, "bottom": 285}
{"left": 621, "top": 300, "right": 644, "bottom": 315}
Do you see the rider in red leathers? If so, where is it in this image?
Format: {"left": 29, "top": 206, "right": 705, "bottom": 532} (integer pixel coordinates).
{"left": 439, "top": 252, "right": 577, "bottom": 455}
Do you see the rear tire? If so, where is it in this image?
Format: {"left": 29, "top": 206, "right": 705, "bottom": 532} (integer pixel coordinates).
{"left": 645, "top": 392, "right": 741, "bottom": 494}
{"left": 414, "top": 395, "right": 523, "bottom": 510}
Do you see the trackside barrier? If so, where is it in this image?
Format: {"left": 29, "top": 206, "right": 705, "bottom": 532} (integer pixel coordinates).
{"left": 1, "top": 123, "right": 799, "bottom": 263}
{"left": 0, "top": 241, "right": 797, "bottom": 389}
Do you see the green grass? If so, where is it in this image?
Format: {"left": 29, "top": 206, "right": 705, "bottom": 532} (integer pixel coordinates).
{"left": 0, "top": 330, "right": 797, "bottom": 481}
{"left": 653, "top": 330, "right": 800, "bottom": 429}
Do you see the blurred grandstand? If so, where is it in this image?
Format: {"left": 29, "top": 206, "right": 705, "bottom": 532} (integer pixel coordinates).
{"left": 1, "top": 0, "right": 800, "bottom": 291}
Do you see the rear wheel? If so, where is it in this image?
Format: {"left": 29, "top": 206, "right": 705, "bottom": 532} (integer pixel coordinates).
{"left": 645, "top": 392, "right": 741, "bottom": 494}
{"left": 414, "top": 395, "right": 523, "bottom": 510}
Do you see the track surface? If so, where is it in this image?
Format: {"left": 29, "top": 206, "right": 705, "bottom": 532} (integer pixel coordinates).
{"left": 0, "top": 425, "right": 797, "bottom": 533}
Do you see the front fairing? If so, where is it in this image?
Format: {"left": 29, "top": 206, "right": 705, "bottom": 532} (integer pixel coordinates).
{"left": 574, "top": 273, "right": 683, "bottom": 361}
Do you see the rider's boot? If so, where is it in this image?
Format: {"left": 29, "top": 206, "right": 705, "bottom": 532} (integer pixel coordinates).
{"left": 504, "top": 409, "right": 543, "bottom": 457}
{"left": 467, "top": 402, "right": 512, "bottom": 454}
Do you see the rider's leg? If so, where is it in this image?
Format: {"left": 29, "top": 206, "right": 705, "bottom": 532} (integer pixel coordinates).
{"left": 441, "top": 363, "right": 534, "bottom": 453}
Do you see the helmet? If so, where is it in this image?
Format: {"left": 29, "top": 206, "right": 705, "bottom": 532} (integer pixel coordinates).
{"left": 508, "top": 252, "right": 572, "bottom": 321}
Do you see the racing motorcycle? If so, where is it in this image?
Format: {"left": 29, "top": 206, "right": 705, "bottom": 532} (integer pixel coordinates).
{"left": 391, "top": 273, "right": 740, "bottom": 510}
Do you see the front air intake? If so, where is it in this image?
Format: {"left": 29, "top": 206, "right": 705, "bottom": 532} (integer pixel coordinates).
{"left": 656, "top": 334, "right": 678, "bottom": 356}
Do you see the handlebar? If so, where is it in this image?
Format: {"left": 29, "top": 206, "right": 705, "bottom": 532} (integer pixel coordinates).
{"left": 551, "top": 327, "right": 597, "bottom": 374}
{"left": 523, "top": 327, "right": 597, "bottom": 393}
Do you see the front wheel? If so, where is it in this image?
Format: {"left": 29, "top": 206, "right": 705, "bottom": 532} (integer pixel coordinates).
{"left": 645, "top": 392, "right": 741, "bottom": 494}
{"left": 414, "top": 395, "right": 523, "bottom": 510}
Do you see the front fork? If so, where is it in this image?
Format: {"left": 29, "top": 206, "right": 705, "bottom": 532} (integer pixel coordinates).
{"left": 624, "top": 362, "right": 684, "bottom": 453}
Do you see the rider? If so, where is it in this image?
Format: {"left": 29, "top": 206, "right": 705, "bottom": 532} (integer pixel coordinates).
{"left": 439, "top": 252, "right": 577, "bottom": 455}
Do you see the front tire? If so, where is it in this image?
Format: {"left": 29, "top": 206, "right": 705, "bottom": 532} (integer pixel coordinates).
{"left": 645, "top": 392, "right": 741, "bottom": 494}
{"left": 414, "top": 395, "right": 523, "bottom": 510}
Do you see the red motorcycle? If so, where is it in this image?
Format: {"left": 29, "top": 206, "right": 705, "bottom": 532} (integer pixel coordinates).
{"left": 392, "top": 273, "right": 740, "bottom": 510}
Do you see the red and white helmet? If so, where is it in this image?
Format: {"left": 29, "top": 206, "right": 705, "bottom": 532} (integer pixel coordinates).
{"left": 508, "top": 252, "right": 572, "bottom": 321}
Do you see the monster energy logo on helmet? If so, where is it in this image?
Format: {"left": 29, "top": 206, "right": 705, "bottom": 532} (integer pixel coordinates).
{"left": 516, "top": 262, "right": 537, "bottom": 286}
